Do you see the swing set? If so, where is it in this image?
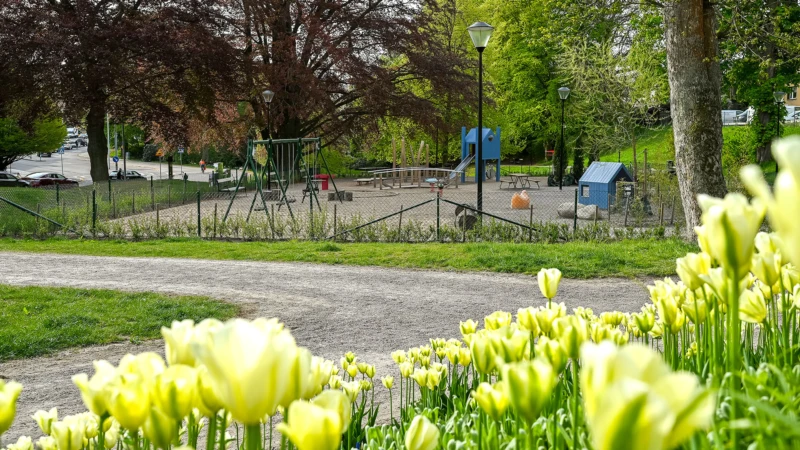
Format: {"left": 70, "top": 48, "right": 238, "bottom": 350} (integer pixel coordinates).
{"left": 222, "top": 137, "right": 342, "bottom": 223}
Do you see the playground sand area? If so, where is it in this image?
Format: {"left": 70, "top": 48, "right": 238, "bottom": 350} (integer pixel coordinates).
{"left": 0, "top": 252, "right": 652, "bottom": 439}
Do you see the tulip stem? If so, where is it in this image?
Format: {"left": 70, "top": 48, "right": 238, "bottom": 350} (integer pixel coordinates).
{"left": 571, "top": 361, "right": 579, "bottom": 450}
{"left": 206, "top": 415, "right": 217, "bottom": 450}
{"left": 245, "top": 424, "right": 261, "bottom": 450}
{"left": 217, "top": 411, "right": 227, "bottom": 450}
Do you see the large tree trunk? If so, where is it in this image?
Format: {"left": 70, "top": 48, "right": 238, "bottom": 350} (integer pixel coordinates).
{"left": 664, "top": 0, "right": 727, "bottom": 237}
{"left": 86, "top": 103, "right": 109, "bottom": 182}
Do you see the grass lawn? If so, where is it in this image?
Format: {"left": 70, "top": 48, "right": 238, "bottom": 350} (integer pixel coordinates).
{"left": 0, "top": 238, "right": 696, "bottom": 279}
{"left": 0, "top": 285, "right": 238, "bottom": 360}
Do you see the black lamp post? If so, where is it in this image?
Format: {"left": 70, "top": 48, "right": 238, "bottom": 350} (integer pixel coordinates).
{"left": 467, "top": 21, "right": 493, "bottom": 212}
{"left": 262, "top": 89, "right": 275, "bottom": 187}
{"left": 774, "top": 90, "right": 785, "bottom": 172}
{"left": 557, "top": 87, "right": 570, "bottom": 190}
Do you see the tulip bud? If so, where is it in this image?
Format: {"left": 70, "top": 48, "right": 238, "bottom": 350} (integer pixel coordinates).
{"left": 277, "top": 400, "right": 343, "bottom": 450}
{"left": 382, "top": 376, "right": 394, "bottom": 389}
{"left": 5, "top": 436, "right": 32, "bottom": 450}
{"left": 752, "top": 251, "right": 782, "bottom": 289}
{"left": 341, "top": 381, "right": 361, "bottom": 403}
{"left": 676, "top": 252, "right": 712, "bottom": 291}
{"left": 782, "top": 264, "right": 800, "bottom": 292}
{"left": 739, "top": 290, "right": 768, "bottom": 324}
{"left": 469, "top": 334, "right": 498, "bottom": 375}
{"left": 36, "top": 437, "right": 57, "bottom": 450}
{"left": 460, "top": 319, "right": 478, "bottom": 336}
{"left": 161, "top": 319, "right": 196, "bottom": 366}
{"left": 697, "top": 193, "right": 765, "bottom": 279}
{"left": 344, "top": 352, "right": 357, "bottom": 363}
{"left": 364, "top": 365, "right": 376, "bottom": 379}
{"left": 391, "top": 350, "right": 407, "bottom": 364}
{"left": 356, "top": 362, "right": 368, "bottom": 375}
{"left": 310, "top": 390, "right": 351, "bottom": 434}
{"left": 151, "top": 364, "right": 197, "bottom": 420}
{"left": 404, "top": 415, "right": 440, "bottom": 450}
{"left": 535, "top": 337, "right": 567, "bottom": 373}
{"left": 359, "top": 380, "right": 373, "bottom": 392}
{"left": 399, "top": 362, "right": 414, "bottom": 378}
{"left": 328, "top": 375, "right": 342, "bottom": 390}
{"left": 534, "top": 308, "right": 558, "bottom": 336}
{"left": 72, "top": 360, "right": 116, "bottom": 417}
{"left": 103, "top": 422, "right": 120, "bottom": 449}
{"left": 632, "top": 310, "right": 655, "bottom": 333}
{"left": 106, "top": 373, "right": 150, "bottom": 431}
{"left": 142, "top": 407, "right": 177, "bottom": 450}
{"left": 346, "top": 363, "right": 358, "bottom": 379}
{"left": 195, "top": 366, "right": 224, "bottom": 417}
{"left": 599, "top": 311, "right": 625, "bottom": 328}
{"left": 425, "top": 369, "right": 442, "bottom": 390}
{"left": 502, "top": 358, "right": 556, "bottom": 424}
{"left": 458, "top": 348, "right": 472, "bottom": 367}
{"left": 484, "top": 311, "right": 512, "bottom": 330}
{"left": 411, "top": 368, "right": 428, "bottom": 388}
{"left": 0, "top": 380, "right": 23, "bottom": 435}
{"left": 51, "top": 420, "right": 85, "bottom": 450}
{"left": 32, "top": 408, "right": 58, "bottom": 436}
{"left": 537, "top": 268, "right": 563, "bottom": 299}
{"left": 472, "top": 381, "right": 510, "bottom": 421}
{"left": 516, "top": 307, "right": 540, "bottom": 335}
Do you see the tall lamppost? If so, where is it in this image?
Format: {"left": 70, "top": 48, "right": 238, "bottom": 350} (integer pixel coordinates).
{"left": 467, "top": 21, "right": 493, "bottom": 212}
{"left": 617, "top": 116, "right": 624, "bottom": 163}
{"left": 774, "top": 90, "right": 785, "bottom": 172}
{"left": 262, "top": 89, "right": 275, "bottom": 187}
{"left": 557, "top": 87, "right": 570, "bottom": 190}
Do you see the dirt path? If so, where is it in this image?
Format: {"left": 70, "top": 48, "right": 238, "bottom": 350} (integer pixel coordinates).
{"left": 0, "top": 252, "right": 653, "bottom": 438}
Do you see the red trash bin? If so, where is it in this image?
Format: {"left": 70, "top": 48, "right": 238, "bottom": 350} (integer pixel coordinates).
{"left": 314, "top": 174, "right": 331, "bottom": 190}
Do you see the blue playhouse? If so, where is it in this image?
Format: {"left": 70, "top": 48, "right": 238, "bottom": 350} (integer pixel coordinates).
{"left": 461, "top": 127, "right": 501, "bottom": 183}
{"left": 578, "top": 162, "right": 633, "bottom": 209}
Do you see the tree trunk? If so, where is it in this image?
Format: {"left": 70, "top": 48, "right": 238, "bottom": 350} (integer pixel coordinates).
{"left": 664, "top": 0, "right": 728, "bottom": 237}
{"left": 757, "top": 110, "right": 775, "bottom": 163}
{"left": 86, "top": 103, "right": 109, "bottom": 182}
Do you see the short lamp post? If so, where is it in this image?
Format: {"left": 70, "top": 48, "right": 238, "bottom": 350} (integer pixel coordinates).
{"left": 774, "top": 90, "right": 785, "bottom": 172}
{"left": 261, "top": 89, "right": 275, "bottom": 187}
{"left": 558, "top": 87, "right": 570, "bottom": 190}
{"left": 467, "top": 21, "right": 493, "bottom": 212}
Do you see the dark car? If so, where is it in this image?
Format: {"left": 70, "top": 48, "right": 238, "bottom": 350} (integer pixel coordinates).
{"left": 0, "top": 171, "right": 30, "bottom": 187}
{"left": 109, "top": 170, "right": 146, "bottom": 180}
{"left": 21, "top": 172, "right": 79, "bottom": 188}
{"left": 37, "top": 151, "right": 53, "bottom": 157}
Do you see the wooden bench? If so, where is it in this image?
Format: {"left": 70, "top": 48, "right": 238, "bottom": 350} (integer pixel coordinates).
{"left": 217, "top": 177, "right": 243, "bottom": 192}
{"left": 523, "top": 179, "right": 541, "bottom": 190}
{"left": 355, "top": 178, "right": 374, "bottom": 186}
{"left": 499, "top": 178, "right": 517, "bottom": 189}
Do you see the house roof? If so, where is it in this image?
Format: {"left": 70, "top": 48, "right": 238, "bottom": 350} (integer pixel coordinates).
{"left": 579, "top": 162, "right": 633, "bottom": 184}
{"left": 464, "top": 128, "right": 494, "bottom": 144}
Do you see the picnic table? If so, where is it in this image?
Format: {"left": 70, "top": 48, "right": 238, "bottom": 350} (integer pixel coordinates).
{"left": 499, "top": 173, "right": 540, "bottom": 189}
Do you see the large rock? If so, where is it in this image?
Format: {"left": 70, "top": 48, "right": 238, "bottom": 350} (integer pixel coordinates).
{"left": 557, "top": 202, "right": 574, "bottom": 218}
{"left": 577, "top": 204, "right": 600, "bottom": 220}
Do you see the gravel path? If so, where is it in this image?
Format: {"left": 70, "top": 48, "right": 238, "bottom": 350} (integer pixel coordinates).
{"left": 0, "top": 252, "right": 653, "bottom": 438}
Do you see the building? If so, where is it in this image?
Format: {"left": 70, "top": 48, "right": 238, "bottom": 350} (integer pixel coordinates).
{"left": 578, "top": 162, "right": 633, "bottom": 209}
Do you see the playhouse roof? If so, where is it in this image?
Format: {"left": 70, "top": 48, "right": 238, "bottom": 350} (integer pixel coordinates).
{"left": 579, "top": 162, "right": 632, "bottom": 184}
{"left": 464, "top": 127, "right": 494, "bottom": 144}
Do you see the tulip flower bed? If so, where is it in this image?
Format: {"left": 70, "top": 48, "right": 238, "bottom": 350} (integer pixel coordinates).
{"left": 2, "top": 139, "right": 800, "bottom": 449}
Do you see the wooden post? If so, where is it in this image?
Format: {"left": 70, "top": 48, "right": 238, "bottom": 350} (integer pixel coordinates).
{"left": 400, "top": 137, "right": 406, "bottom": 188}
{"left": 398, "top": 204, "right": 403, "bottom": 238}
{"left": 624, "top": 197, "right": 630, "bottom": 227}
{"left": 392, "top": 137, "right": 397, "bottom": 186}
{"left": 529, "top": 205, "right": 533, "bottom": 242}
{"left": 670, "top": 195, "right": 676, "bottom": 225}
{"left": 156, "top": 204, "right": 160, "bottom": 229}
{"left": 426, "top": 143, "right": 430, "bottom": 178}
{"left": 608, "top": 194, "right": 612, "bottom": 222}
{"left": 213, "top": 203, "right": 218, "bottom": 238}
{"left": 333, "top": 203, "right": 337, "bottom": 241}
{"left": 643, "top": 148, "right": 648, "bottom": 197}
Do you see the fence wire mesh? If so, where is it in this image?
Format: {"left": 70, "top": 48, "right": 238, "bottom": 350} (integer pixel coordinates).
{"left": 0, "top": 162, "right": 683, "bottom": 242}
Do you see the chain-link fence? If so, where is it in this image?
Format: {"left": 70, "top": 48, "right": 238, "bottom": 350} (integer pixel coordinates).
{"left": 0, "top": 164, "right": 683, "bottom": 242}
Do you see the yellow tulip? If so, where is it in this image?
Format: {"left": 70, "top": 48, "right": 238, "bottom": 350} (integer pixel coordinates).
{"left": 490, "top": 327, "right": 529, "bottom": 364}
{"left": 72, "top": 360, "right": 117, "bottom": 417}
{"left": 6, "top": 436, "right": 32, "bottom": 450}
{"left": 191, "top": 318, "right": 303, "bottom": 423}
{"left": 151, "top": 364, "right": 197, "bottom": 420}
{"left": 344, "top": 351, "right": 357, "bottom": 363}
{"left": 356, "top": 362, "right": 368, "bottom": 374}
{"left": 484, "top": 311, "right": 512, "bottom": 330}
{"left": 346, "top": 364, "right": 359, "bottom": 379}
{"left": 534, "top": 307, "right": 558, "bottom": 336}
{"left": 741, "top": 139, "right": 800, "bottom": 266}
{"left": 537, "top": 268, "right": 563, "bottom": 299}
{"left": 782, "top": 264, "right": 800, "bottom": 292}
{"left": 697, "top": 193, "right": 765, "bottom": 278}
{"left": 535, "top": 337, "right": 567, "bottom": 373}
{"left": 739, "top": 290, "right": 768, "bottom": 324}
{"left": 310, "top": 390, "right": 351, "bottom": 434}
{"left": 195, "top": 366, "right": 224, "bottom": 417}
{"left": 142, "top": 406, "right": 177, "bottom": 450}
{"left": 161, "top": 319, "right": 196, "bottom": 366}
{"left": 554, "top": 316, "right": 589, "bottom": 359}
{"left": 458, "top": 348, "right": 472, "bottom": 367}
{"left": 411, "top": 368, "right": 429, "bottom": 388}
{"left": 472, "top": 381, "right": 510, "bottom": 421}
{"left": 341, "top": 381, "right": 361, "bottom": 403}
{"left": 50, "top": 420, "right": 85, "bottom": 450}
{"left": 752, "top": 251, "right": 782, "bottom": 289}
{"left": 404, "top": 415, "right": 440, "bottom": 450}
{"left": 516, "top": 307, "right": 540, "bottom": 334}
{"left": 106, "top": 373, "right": 150, "bottom": 430}
{"left": 328, "top": 375, "right": 342, "bottom": 390}
{"left": 652, "top": 373, "right": 716, "bottom": 448}
{"left": 632, "top": 310, "right": 655, "bottom": 334}
{"left": 0, "top": 380, "right": 23, "bottom": 435}
{"left": 36, "top": 437, "right": 57, "bottom": 450}
{"left": 469, "top": 333, "right": 498, "bottom": 375}
{"left": 103, "top": 421, "right": 120, "bottom": 449}
{"left": 399, "top": 362, "right": 414, "bottom": 378}
{"left": 382, "top": 376, "right": 394, "bottom": 390}
{"left": 599, "top": 311, "right": 625, "bottom": 328}
{"left": 460, "top": 319, "right": 478, "bottom": 336}
{"left": 277, "top": 401, "right": 343, "bottom": 450}
{"left": 32, "top": 408, "right": 58, "bottom": 435}
{"left": 676, "top": 252, "right": 712, "bottom": 291}
{"left": 502, "top": 358, "right": 556, "bottom": 424}
{"left": 364, "top": 365, "right": 376, "bottom": 379}
{"left": 682, "top": 296, "right": 708, "bottom": 325}
{"left": 118, "top": 352, "right": 166, "bottom": 387}
{"left": 573, "top": 306, "right": 595, "bottom": 321}
{"left": 359, "top": 380, "right": 373, "bottom": 392}
{"left": 391, "top": 350, "right": 407, "bottom": 364}
{"left": 425, "top": 369, "right": 442, "bottom": 391}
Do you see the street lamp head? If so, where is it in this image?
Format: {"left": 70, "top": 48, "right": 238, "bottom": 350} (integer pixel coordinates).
{"left": 558, "top": 86, "right": 571, "bottom": 100}
{"left": 774, "top": 91, "right": 786, "bottom": 103}
{"left": 261, "top": 89, "right": 275, "bottom": 104}
{"left": 467, "top": 22, "right": 494, "bottom": 50}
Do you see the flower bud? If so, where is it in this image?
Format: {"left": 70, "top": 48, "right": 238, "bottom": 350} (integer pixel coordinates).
{"left": 0, "top": 380, "right": 23, "bottom": 435}
{"left": 472, "top": 381, "right": 509, "bottom": 421}
{"left": 484, "top": 311, "right": 512, "bottom": 330}
{"left": 32, "top": 408, "right": 58, "bottom": 436}
{"left": 537, "top": 268, "right": 563, "bottom": 299}
{"left": 142, "top": 407, "right": 177, "bottom": 450}
{"left": 381, "top": 376, "right": 394, "bottom": 390}
{"left": 404, "top": 415, "right": 439, "bottom": 450}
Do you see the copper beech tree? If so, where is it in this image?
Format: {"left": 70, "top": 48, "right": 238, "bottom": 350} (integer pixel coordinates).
{"left": 0, "top": 0, "right": 239, "bottom": 181}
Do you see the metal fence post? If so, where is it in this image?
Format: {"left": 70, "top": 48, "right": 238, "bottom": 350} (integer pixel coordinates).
{"left": 196, "top": 191, "right": 201, "bottom": 237}
{"left": 168, "top": 183, "right": 172, "bottom": 208}
{"left": 436, "top": 195, "right": 440, "bottom": 242}
{"left": 573, "top": 189, "right": 578, "bottom": 233}
{"left": 150, "top": 176, "right": 155, "bottom": 210}
{"left": 132, "top": 191, "right": 136, "bottom": 214}
{"left": 529, "top": 205, "right": 533, "bottom": 242}
{"left": 624, "top": 197, "right": 630, "bottom": 227}
{"left": 107, "top": 178, "right": 112, "bottom": 202}
{"left": 213, "top": 203, "right": 218, "bottom": 238}
{"left": 56, "top": 183, "right": 60, "bottom": 205}
{"left": 608, "top": 194, "right": 612, "bottom": 222}
{"left": 92, "top": 189, "right": 97, "bottom": 235}
{"left": 670, "top": 195, "right": 676, "bottom": 225}
{"left": 333, "top": 203, "right": 338, "bottom": 242}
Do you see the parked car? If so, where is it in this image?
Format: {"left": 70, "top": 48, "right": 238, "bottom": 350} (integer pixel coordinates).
{"left": 37, "top": 151, "right": 52, "bottom": 157}
{"left": 109, "top": 170, "right": 146, "bottom": 180}
{"left": 0, "top": 171, "right": 30, "bottom": 187}
{"left": 75, "top": 138, "right": 88, "bottom": 147}
{"left": 21, "top": 172, "right": 79, "bottom": 188}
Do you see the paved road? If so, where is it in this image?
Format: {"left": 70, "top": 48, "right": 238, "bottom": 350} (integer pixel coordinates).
{"left": 8, "top": 147, "right": 208, "bottom": 185}
{"left": 0, "top": 253, "right": 652, "bottom": 438}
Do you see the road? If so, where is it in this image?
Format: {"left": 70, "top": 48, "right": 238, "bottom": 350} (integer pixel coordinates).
{"left": 0, "top": 252, "right": 653, "bottom": 438}
{"left": 7, "top": 146, "right": 210, "bottom": 185}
